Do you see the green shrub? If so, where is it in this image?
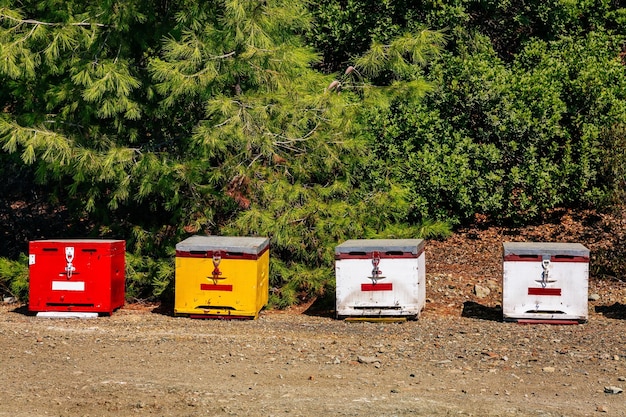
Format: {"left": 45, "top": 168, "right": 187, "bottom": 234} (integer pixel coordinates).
{"left": 0, "top": 255, "right": 29, "bottom": 302}
{"left": 125, "top": 253, "right": 175, "bottom": 303}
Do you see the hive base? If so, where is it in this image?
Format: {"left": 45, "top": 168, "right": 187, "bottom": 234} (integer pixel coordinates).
{"left": 177, "top": 314, "right": 255, "bottom": 320}
{"left": 343, "top": 316, "right": 409, "bottom": 323}
{"left": 507, "top": 318, "right": 585, "bottom": 325}
{"left": 36, "top": 312, "right": 99, "bottom": 319}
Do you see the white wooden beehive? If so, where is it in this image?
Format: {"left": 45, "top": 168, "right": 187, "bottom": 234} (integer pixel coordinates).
{"left": 335, "top": 239, "right": 425, "bottom": 319}
{"left": 502, "top": 242, "right": 590, "bottom": 323}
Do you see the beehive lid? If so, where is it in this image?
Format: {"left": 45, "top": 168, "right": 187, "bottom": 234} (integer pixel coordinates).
{"left": 335, "top": 239, "right": 425, "bottom": 255}
{"left": 503, "top": 242, "right": 589, "bottom": 257}
{"left": 30, "top": 239, "right": 125, "bottom": 255}
{"left": 176, "top": 235, "right": 269, "bottom": 254}
{"left": 32, "top": 239, "right": 124, "bottom": 243}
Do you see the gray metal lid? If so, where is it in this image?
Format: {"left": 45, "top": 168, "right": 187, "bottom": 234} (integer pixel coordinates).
{"left": 335, "top": 239, "right": 425, "bottom": 255}
{"left": 503, "top": 242, "right": 589, "bottom": 257}
{"left": 176, "top": 235, "right": 269, "bottom": 254}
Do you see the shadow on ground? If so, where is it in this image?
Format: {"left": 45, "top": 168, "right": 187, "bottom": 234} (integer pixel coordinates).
{"left": 151, "top": 302, "right": 174, "bottom": 316}
{"left": 461, "top": 301, "right": 502, "bottom": 321}
{"left": 303, "top": 295, "right": 336, "bottom": 318}
{"left": 10, "top": 304, "right": 34, "bottom": 316}
{"left": 595, "top": 303, "right": 626, "bottom": 320}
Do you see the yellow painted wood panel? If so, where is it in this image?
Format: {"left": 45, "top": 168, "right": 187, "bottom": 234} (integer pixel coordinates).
{"left": 174, "top": 250, "right": 269, "bottom": 318}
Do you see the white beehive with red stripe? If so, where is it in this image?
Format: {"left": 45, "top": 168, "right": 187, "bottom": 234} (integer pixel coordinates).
{"left": 502, "top": 242, "right": 590, "bottom": 324}
{"left": 335, "top": 239, "right": 425, "bottom": 319}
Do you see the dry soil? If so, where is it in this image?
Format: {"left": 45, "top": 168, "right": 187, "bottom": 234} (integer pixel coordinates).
{"left": 2, "top": 213, "right": 626, "bottom": 417}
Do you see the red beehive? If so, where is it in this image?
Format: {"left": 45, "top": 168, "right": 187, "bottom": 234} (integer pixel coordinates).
{"left": 28, "top": 239, "right": 125, "bottom": 315}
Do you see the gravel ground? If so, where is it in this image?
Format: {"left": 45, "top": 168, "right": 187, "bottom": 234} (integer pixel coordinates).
{"left": 2, "top": 212, "right": 626, "bottom": 417}
{"left": 1, "top": 301, "right": 626, "bottom": 417}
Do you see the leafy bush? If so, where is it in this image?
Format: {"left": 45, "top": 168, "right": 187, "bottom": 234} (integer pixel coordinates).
{"left": 125, "top": 253, "right": 175, "bottom": 303}
{"left": 358, "top": 31, "right": 626, "bottom": 225}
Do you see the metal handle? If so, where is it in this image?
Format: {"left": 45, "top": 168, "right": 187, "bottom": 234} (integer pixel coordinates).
{"left": 64, "top": 247, "right": 76, "bottom": 279}
{"left": 540, "top": 257, "right": 550, "bottom": 288}
{"left": 210, "top": 251, "right": 223, "bottom": 283}
{"left": 370, "top": 251, "right": 384, "bottom": 284}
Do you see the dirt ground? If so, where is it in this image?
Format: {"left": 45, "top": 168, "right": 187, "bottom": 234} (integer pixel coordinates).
{"left": 2, "top": 211, "right": 626, "bottom": 417}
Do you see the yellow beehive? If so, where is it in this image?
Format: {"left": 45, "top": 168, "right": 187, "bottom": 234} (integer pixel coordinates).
{"left": 174, "top": 236, "right": 270, "bottom": 319}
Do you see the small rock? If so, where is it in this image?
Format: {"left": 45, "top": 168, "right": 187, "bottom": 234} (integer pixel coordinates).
{"left": 588, "top": 293, "right": 600, "bottom": 301}
{"left": 486, "top": 280, "right": 499, "bottom": 291}
{"left": 542, "top": 367, "right": 556, "bottom": 373}
{"left": 597, "top": 405, "right": 608, "bottom": 413}
{"left": 604, "top": 386, "right": 623, "bottom": 394}
{"left": 613, "top": 355, "right": 620, "bottom": 361}
{"left": 617, "top": 377, "right": 626, "bottom": 382}
{"left": 357, "top": 355, "right": 380, "bottom": 364}
{"left": 474, "top": 284, "right": 491, "bottom": 299}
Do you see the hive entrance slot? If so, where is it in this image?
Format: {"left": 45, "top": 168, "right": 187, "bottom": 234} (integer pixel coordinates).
{"left": 196, "top": 305, "right": 235, "bottom": 310}
{"left": 46, "top": 303, "right": 95, "bottom": 307}
{"left": 353, "top": 305, "right": 402, "bottom": 310}
{"left": 524, "top": 309, "right": 566, "bottom": 315}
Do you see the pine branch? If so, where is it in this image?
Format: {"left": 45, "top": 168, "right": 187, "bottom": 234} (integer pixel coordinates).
{"left": 0, "top": 12, "right": 109, "bottom": 28}
{"left": 209, "top": 51, "right": 236, "bottom": 60}
{"left": 273, "top": 122, "right": 320, "bottom": 145}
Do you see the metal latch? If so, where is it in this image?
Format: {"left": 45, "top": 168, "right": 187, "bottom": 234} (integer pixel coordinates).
{"left": 538, "top": 255, "right": 554, "bottom": 288}
{"left": 64, "top": 247, "right": 76, "bottom": 279}
{"left": 369, "top": 251, "right": 386, "bottom": 284}
{"left": 209, "top": 251, "right": 225, "bottom": 284}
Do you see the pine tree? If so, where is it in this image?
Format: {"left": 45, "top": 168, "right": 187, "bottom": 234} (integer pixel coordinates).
{"left": 0, "top": 0, "right": 449, "bottom": 304}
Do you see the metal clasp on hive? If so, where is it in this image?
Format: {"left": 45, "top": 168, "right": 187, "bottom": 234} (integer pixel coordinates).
{"left": 540, "top": 256, "right": 550, "bottom": 288}
{"left": 64, "top": 247, "right": 76, "bottom": 279}
{"left": 210, "top": 251, "right": 223, "bottom": 284}
{"left": 369, "top": 251, "right": 386, "bottom": 284}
